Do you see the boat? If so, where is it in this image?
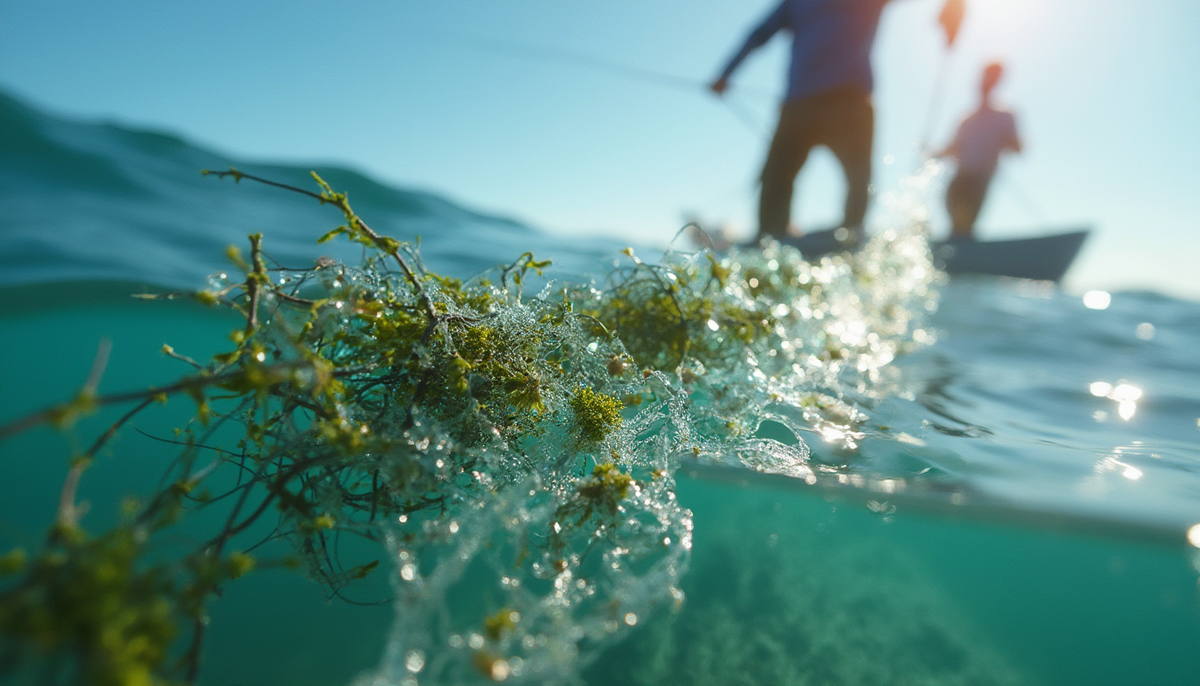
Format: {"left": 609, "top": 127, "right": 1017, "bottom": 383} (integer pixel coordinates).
{"left": 932, "top": 229, "right": 1089, "bottom": 282}
{"left": 765, "top": 227, "right": 1089, "bottom": 283}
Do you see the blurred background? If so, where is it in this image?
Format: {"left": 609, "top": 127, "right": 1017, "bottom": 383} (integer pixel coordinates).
{"left": 2, "top": 0, "right": 1197, "bottom": 298}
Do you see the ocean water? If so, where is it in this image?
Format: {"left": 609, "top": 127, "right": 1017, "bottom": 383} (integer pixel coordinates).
{"left": 2, "top": 90, "right": 1199, "bottom": 685}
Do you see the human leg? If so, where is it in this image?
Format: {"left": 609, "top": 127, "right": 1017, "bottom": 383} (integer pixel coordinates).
{"left": 822, "top": 91, "right": 875, "bottom": 231}
{"left": 758, "top": 100, "right": 816, "bottom": 238}
{"left": 945, "top": 172, "right": 989, "bottom": 238}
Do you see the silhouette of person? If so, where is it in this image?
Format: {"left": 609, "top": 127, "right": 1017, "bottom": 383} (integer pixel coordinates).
{"left": 937, "top": 61, "right": 1022, "bottom": 238}
{"left": 711, "top": 0, "right": 964, "bottom": 243}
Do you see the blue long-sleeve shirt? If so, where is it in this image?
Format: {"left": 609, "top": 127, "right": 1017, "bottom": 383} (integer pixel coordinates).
{"left": 719, "top": 0, "right": 890, "bottom": 102}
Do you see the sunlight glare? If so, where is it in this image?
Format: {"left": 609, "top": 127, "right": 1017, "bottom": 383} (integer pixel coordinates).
{"left": 1083, "top": 291, "right": 1111, "bottom": 310}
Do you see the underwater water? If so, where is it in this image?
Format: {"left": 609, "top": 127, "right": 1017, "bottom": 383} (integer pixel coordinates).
{"left": 2, "top": 90, "right": 1199, "bottom": 685}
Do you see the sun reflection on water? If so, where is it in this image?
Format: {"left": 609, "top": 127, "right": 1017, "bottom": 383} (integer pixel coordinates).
{"left": 1083, "top": 290, "right": 1112, "bottom": 310}
{"left": 1089, "top": 381, "right": 1143, "bottom": 421}
{"left": 1188, "top": 524, "right": 1200, "bottom": 549}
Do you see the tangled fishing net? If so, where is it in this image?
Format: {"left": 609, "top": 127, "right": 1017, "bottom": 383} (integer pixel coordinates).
{"left": 0, "top": 170, "right": 939, "bottom": 685}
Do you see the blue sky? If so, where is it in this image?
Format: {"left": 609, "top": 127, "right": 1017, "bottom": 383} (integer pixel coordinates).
{"left": 1, "top": 0, "right": 1197, "bottom": 298}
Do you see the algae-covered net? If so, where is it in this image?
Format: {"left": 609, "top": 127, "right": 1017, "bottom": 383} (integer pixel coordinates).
{"left": 0, "top": 169, "right": 938, "bottom": 685}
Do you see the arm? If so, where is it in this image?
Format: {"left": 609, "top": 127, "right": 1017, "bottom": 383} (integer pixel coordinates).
{"left": 883, "top": 0, "right": 963, "bottom": 47}
{"left": 938, "top": 0, "right": 965, "bottom": 46}
{"left": 931, "top": 131, "right": 961, "bottom": 159}
{"left": 931, "top": 140, "right": 958, "bottom": 159}
{"left": 930, "top": 118, "right": 966, "bottom": 159}
{"left": 1006, "top": 113, "right": 1023, "bottom": 154}
{"left": 710, "top": 2, "right": 787, "bottom": 96}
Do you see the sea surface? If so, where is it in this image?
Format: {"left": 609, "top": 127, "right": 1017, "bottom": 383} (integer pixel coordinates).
{"left": 2, "top": 90, "right": 1199, "bottom": 685}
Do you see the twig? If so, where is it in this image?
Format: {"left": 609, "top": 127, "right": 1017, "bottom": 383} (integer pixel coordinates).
{"left": 0, "top": 361, "right": 309, "bottom": 441}
{"left": 162, "top": 345, "right": 203, "bottom": 370}
{"left": 275, "top": 291, "right": 316, "bottom": 306}
{"left": 57, "top": 397, "right": 156, "bottom": 528}
{"left": 82, "top": 338, "right": 112, "bottom": 398}
{"left": 201, "top": 168, "right": 438, "bottom": 320}
{"left": 245, "top": 233, "right": 266, "bottom": 332}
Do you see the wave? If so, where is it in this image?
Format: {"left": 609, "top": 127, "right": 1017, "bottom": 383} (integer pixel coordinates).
{"left": 0, "top": 90, "right": 626, "bottom": 291}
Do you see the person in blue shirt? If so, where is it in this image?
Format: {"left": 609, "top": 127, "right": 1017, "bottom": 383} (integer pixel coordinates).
{"left": 711, "top": 0, "right": 964, "bottom": 243}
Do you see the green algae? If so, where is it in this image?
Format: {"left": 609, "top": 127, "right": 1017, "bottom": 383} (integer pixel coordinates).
{"left": 570, "top": 389, "right": 623, "bottom": 444}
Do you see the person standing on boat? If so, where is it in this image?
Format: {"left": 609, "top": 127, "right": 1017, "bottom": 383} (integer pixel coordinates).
{"left": 936, "top": 61, "right": 1022, "bottom": 238}
{"left": 710, "top": 0, "right": 965, "bottom": 243}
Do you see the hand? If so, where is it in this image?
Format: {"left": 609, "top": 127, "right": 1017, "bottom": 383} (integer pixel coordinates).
{"left": 709, "top": 77, "right": 728, "bottom": 97}
{"left": 939, "top": 0, "right": 965, "bottom": 47}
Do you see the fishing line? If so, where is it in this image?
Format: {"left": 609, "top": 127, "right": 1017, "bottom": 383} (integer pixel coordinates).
{"left": 447, "top": 33, "right": 775, "bottom": 139}
{"left": 462, "top": 35, "right": 708, "bottom": 93}
{"left": 917, "top": 48, "right": 955, "bottom": 158}
{"left": 448, "top": 31, "right": 774, "bottom": 215}
{"left": 995, "top": 167, "right": 1049, "bottom": 224}
{"left": 721, "top": 92, "right": 772, "bottom": 138}
{"left": 453, "top": 34, "right": 775, "bottom": 98}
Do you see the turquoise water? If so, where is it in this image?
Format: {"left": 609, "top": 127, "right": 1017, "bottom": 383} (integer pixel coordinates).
{"left": 2, "top": 90, "right": 1199, "bottom": 684}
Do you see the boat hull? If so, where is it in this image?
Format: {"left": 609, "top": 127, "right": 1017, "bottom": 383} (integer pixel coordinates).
{"left": 933, "top": 230, "right": 1089, "bottom": 283}
{"left": 764, "top": 228, "right": 1089, "bottom": 283}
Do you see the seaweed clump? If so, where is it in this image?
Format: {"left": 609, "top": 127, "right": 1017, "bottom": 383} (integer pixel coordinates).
{"left": 0, "top": 168, "right": 939, "bottom": 685}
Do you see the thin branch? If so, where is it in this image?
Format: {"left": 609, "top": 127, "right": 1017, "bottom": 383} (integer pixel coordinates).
{"left": 82, "top": 338, "right": 112, "bottom": 397}
{"left": 245, "top": 233, "right": 265, "bottom": 332}
{"left": 201, "top": 168, "right": 438, "bottom": 320}
{"left": 0, "top": 362, "right": 374, "bottom": 442}
{"left": 56, "top": 396, "right": 157, "bottom": 528}
{"left": 162, "top": 345, "right": 203, "bottom": 370}
{"left": 275, "top": 291, "right": 316, "bottom": 306}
